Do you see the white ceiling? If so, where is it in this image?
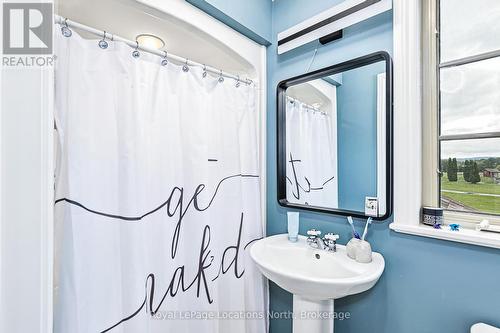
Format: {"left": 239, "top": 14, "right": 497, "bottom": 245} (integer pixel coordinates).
{"left": 287, "top": 80, "right": 334, "bottom": 112}
{"left": 56, "top": 0, "right": 254, "bottom": 76}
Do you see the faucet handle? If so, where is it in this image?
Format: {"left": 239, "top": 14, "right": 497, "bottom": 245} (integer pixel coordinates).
{"left": 323, "top": 233, "right": 339, "bottom": 252}
{"left": 324, "top": 233, "right": 339, "bottom": 241}
{"left": 307, "top": 229, "right": 321, "bottom": 237}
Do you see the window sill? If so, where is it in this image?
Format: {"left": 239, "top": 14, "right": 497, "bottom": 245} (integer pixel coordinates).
{"left": 389, "top": 222, "right": 500, "bottom": 250}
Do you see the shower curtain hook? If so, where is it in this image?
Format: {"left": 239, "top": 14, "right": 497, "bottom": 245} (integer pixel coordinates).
{"left": 161, "top": 51, "right": 168, "bottom": 66}
{"left": 235, "top": 75, "right": 241, "bottom": 88}
{"left": 218, "top": 69, "right": 224, "bottom": 83}
{"left": 132, "top": 41, "right": 140, "bottom": 58}
{"left": 182, "top": 59, "right": 189, "bottom": 72}
{"left": 202, "top": 65, "right": 207, "bottom": 78}
{"left": 98, "top": 31, "right": 109, "bottom": 49}
{"left": 61, "top": 18, "right": 72, "bottom": 37}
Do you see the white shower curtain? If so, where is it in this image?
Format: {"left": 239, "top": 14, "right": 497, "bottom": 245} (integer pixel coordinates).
{"left": 285, "top": 98, "right": 338, "bottom": 208}
{"left": 53, "top": 31, "right": 266, "bottom": 333}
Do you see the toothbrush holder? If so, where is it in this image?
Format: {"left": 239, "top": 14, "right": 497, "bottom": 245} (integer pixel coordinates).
{"left": 355, "top": 240, "right": 372, "bottom": 263}
{"left": 346, "top": 238, "right": 361, "bottom": 259}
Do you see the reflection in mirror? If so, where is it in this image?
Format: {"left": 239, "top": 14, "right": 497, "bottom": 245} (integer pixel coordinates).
{"left": 285, "top": 79, "right": 339, "bottom": 208}
{"left": 279, "top": 53, "right": 392, "bottom": 218}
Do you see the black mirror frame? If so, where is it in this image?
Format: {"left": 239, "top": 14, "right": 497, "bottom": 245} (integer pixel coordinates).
{"left": 276, "top": 51, "right": 393, "bottom": 220}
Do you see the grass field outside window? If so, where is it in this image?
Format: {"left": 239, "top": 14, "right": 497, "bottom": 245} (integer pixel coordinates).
{"left": 441, "top": 172, "right": 500, "bottom": 215}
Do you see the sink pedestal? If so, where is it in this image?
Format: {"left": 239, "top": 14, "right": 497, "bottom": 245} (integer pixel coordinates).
{"left": 293, "top": 295, "right": 334, "bottom": 333}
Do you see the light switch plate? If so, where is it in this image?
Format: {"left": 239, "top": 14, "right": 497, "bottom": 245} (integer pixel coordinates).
{"left": 365, "top": 197, "right": 379, "bottom": 217}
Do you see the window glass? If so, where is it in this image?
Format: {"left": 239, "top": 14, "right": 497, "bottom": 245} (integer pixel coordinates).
{"left": 440, "top": 138, "right": 500, "bottom": 215}
{"left": 440, "top": 0, "right": 500, "bottom": 62}
{"left": 440, "top": 57, "right": 500, "bottom": 136}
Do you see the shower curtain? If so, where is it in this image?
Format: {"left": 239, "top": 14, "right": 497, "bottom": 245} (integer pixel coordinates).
{"left": 285, "top": 98, "right": 338, "bottom": 208}
{"left": 53, "top": 31, "right": 266, "bottom": 333}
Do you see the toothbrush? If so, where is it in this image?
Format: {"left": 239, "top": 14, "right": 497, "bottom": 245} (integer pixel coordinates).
{"left": 361, "top": 217, "right": 373, "bottom": 241}
{"left": 347, "top": 216, "right": 361, "bottom": 239}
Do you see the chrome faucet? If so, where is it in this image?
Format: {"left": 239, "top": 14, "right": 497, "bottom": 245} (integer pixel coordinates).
{"left": 307, "top": 229, "right": 339, "bottom": 252}
{"left": 306, "top": 229, "right": 325, "bottom": 249}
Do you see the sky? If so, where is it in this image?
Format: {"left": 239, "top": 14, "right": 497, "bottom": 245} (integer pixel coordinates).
{"left": 439, "top": 0, "right": 500, "bottom": 158}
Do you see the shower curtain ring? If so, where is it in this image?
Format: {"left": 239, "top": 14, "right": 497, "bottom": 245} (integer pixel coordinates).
{"left": 202, "top": 65, "right": 207, "bottom": 78}
{"left": 235, "top": 75, "right": 241, "bottom": 88}
{"left": 161, "top": 51, "right": 168, "bottom": 66}
{"left": 132, "top": 41, "right": 140, "bottom": 58}
{"left": 98, "top": 31, "right": 109, "bottom": 49}
{"left": 61, "top": 18, "right": 72, "bottom": 37}
{"left": 182, "top": 59, "right": 189, "bottom": 72}
{"left": 218, "top": 69, "right": 224, "bottom": 83}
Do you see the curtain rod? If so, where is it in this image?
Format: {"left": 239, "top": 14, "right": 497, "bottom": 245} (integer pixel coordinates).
{"left": 286, "top": 95, "right": 326, "bottom": 114}
{"left": 54, "top": 15, "right": 254, "bottom": 86}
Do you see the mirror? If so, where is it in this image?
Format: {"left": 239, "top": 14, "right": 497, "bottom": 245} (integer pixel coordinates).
{"left": 277, "top": 52, "right": 393, "bottom": 219}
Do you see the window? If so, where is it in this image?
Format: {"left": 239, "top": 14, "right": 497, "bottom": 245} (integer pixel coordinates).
{"left": 390, "top": 0, "right": 500, "bottom": 249}
{"left": 426, "top": 0, "right": 500, "bottom": 223}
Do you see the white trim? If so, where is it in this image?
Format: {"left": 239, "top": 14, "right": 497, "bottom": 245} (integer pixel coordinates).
{"left": 0, "top": 54, "right": 55, "bottom": 333}
{"left": 277, "top": 0, "right": 392, "bottom": 55}
{"left": 1, "top": 4, "right": 54, "bottom": 332}
{"left": 40, "top": 67, "right": 55, "bottom": 333}
{"left": 389, "top": 223, "right": 500, "bottom": 250}
{"left": 0, "top": 3, "right": 4, "bottom": 329}
{"left": 391, "top": 0, "right": 422, "bottom": 227}
{"left": 377, "top": 73, "right": 387, "bottom": 216}
{"left": 258, "top": 46, "right": 268, "bottom": 236}
{"left": 256, "top": 42, "right": 268, "bottom": 333}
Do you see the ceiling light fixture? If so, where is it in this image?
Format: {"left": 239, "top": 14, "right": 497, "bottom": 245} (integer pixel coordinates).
{"left": 135, "top": 34, "right": 165, "bottom": 50}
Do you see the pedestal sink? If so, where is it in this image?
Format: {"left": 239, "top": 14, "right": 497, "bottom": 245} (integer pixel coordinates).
{"left": 249, "top": 234, "right": 385, "bottom": 333}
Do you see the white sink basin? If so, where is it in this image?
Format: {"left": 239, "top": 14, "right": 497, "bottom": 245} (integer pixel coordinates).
{"left": 250, "top": 234, "right": 384, "bottom": 300}
{"left": 250, "top": 234, "right": 385, "bottom": 333}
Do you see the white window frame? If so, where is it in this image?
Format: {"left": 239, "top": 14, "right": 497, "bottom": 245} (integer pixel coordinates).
{"left": 389, "top": 0, "right": 500, "bottom": 249}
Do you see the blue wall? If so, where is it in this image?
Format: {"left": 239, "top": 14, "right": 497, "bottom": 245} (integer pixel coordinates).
{"left": 185, "top": 0, "right": 272, "bottom": 45}
{"left": 337, "top": 62, "right": 384, "bottom": 211}
{"left": 267, "top": 1, "right": 500, "bottom": 333}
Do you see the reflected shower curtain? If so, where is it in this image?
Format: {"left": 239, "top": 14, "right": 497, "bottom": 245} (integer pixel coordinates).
{"left": 285, "top": 98, "right": 338, "bottom": 207}
{"left": 53, "top": 32, "right": 266, "bottom": 333}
